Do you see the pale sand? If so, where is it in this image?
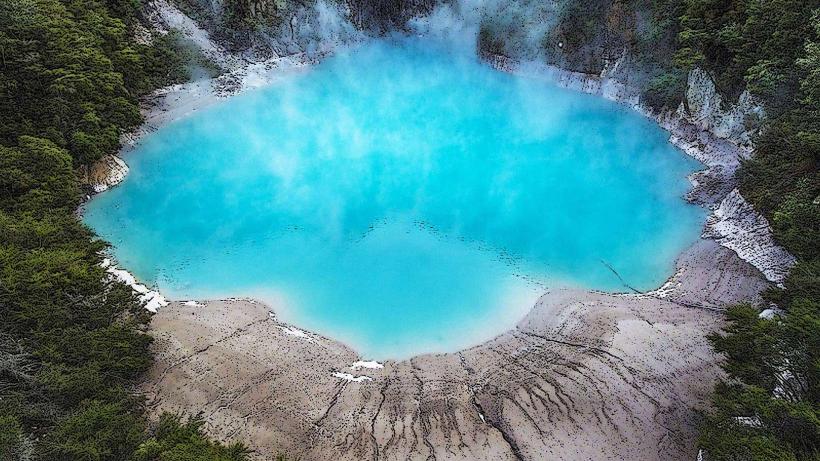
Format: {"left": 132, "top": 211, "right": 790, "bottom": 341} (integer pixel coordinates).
{"left": 139, "top": 239, "right": 769, "bottom": 461}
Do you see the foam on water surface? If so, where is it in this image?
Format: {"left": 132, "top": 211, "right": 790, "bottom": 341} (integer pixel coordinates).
{"left": 84, "top": 38, "right": 705, "bottom": 359}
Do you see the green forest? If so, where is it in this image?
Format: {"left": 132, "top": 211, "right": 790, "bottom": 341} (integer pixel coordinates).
{"left": 0, "top": 0, "right": 249, "bottom": 459}
{"left": 674, "top": 1, "right": 819, "bottom": 458}
{"left": 1, "top": 0, "right": 818, "bottom": 459}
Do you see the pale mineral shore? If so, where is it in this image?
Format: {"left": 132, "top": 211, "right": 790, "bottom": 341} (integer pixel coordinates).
{"left": 80, "top": 5, "right": 798, "bottom": 459}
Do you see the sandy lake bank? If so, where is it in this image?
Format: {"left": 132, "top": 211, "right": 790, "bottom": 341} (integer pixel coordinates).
{"left": 140, "top": 239, "right": 769, "bottom": 460}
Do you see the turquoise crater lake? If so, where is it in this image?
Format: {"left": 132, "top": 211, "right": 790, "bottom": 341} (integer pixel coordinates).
{"left": 84, "top": 39, "right": 705, "bottom": 359}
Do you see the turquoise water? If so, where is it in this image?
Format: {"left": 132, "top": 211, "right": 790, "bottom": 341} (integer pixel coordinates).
{"left": 84, "top": 38, "right": 705, "bottom": 359}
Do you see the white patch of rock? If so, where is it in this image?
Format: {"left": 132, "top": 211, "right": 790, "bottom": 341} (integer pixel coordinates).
{"left": 350, "top": 360, "right": 384, "bottom": 370}
{"left": 101, "top": 258, "right": 169, "bottom": 312}
{"left": 734, "top": 416, "right": 763, "bottom": 428}
{"left": 280, "top": 325, "right": 315, "bottom": 342}
{"left": 685, "top": 68, "right": 765, "bottom": 146}
{"left": 759, "top": 306, "right": 785, "bottom": 319}
{"left": 332, "top": 372, "right": 373, "bottom": 383}
{"left": 703, "top": 190, "right": 796, "bottom": 285}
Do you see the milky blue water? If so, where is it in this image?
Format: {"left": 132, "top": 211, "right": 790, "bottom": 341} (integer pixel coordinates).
{"left": 84, "top": 38, "right": 705, "bottom": 359}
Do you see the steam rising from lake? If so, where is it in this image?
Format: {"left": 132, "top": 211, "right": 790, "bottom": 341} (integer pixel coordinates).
{"left": 84, "top": 38, "right": 704, "bottom": 358}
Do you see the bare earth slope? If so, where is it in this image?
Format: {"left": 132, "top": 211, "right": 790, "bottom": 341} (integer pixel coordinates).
{"left": 140, "top": 240, "right": 768, "bottom": 461}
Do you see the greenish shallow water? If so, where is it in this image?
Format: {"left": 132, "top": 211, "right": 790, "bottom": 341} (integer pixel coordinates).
{"left": 84, "top": 38, "right": 705, "bottom": 359}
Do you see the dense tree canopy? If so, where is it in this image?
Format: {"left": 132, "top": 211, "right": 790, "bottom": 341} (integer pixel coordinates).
{"left": 659, "top": 1, "right": 820, "bottom": 459}
{"left": 0, "top": 0, "right": 248, "bottom": 459}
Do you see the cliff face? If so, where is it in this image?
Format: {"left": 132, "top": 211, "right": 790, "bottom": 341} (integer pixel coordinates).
{"left": 160, "top": 0, "right": 647, "bottom": 74}
{"left": 542, "top": 0, "right": 636, "bottom": 74}
{"left": 79, "top": 154, "right": 129, "bottom": 193}
{"left": 158, "top": 0, "right": 360, "bottom": 56}
{"left": 159, "top": 0, "right": 439, "bottom": 56}
{"left": 702, "top": 190, "right": 796, "bottom": 285}
{"left": 684, "top": 68, "right": 765, "bottom": 147}
{"left": 346, "top": 0, "right": 437, "bottom": 32}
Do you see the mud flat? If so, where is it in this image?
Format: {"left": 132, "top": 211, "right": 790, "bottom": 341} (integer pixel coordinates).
{"left": 139, "top": 236, "right": 771, "bottom": 461}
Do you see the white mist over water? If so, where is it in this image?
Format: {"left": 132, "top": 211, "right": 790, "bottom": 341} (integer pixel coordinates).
{"left": 85, "top": 37, "right": 705, "bottom": 359}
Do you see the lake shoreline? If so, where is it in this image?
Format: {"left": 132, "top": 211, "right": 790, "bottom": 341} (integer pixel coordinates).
{"left": 89, "top": 37, "right": 794, "bottom": 290}
{"left": 141, "top": 237, "right": 769, "bottom": 460}
{"left": 83, "top": 15, "right": 792, "bottom": 459}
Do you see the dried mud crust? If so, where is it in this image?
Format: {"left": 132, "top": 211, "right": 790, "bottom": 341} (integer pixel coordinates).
{"left": 140, "top": 240, "right": 769, "bottom": 461}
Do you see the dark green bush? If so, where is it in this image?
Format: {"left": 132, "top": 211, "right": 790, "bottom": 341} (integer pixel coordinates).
{"left": 643, "top": 71, "right": 687, "bottom": 111}
{"left": 0, "top": 0, "right": 250, "bottom": 459}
